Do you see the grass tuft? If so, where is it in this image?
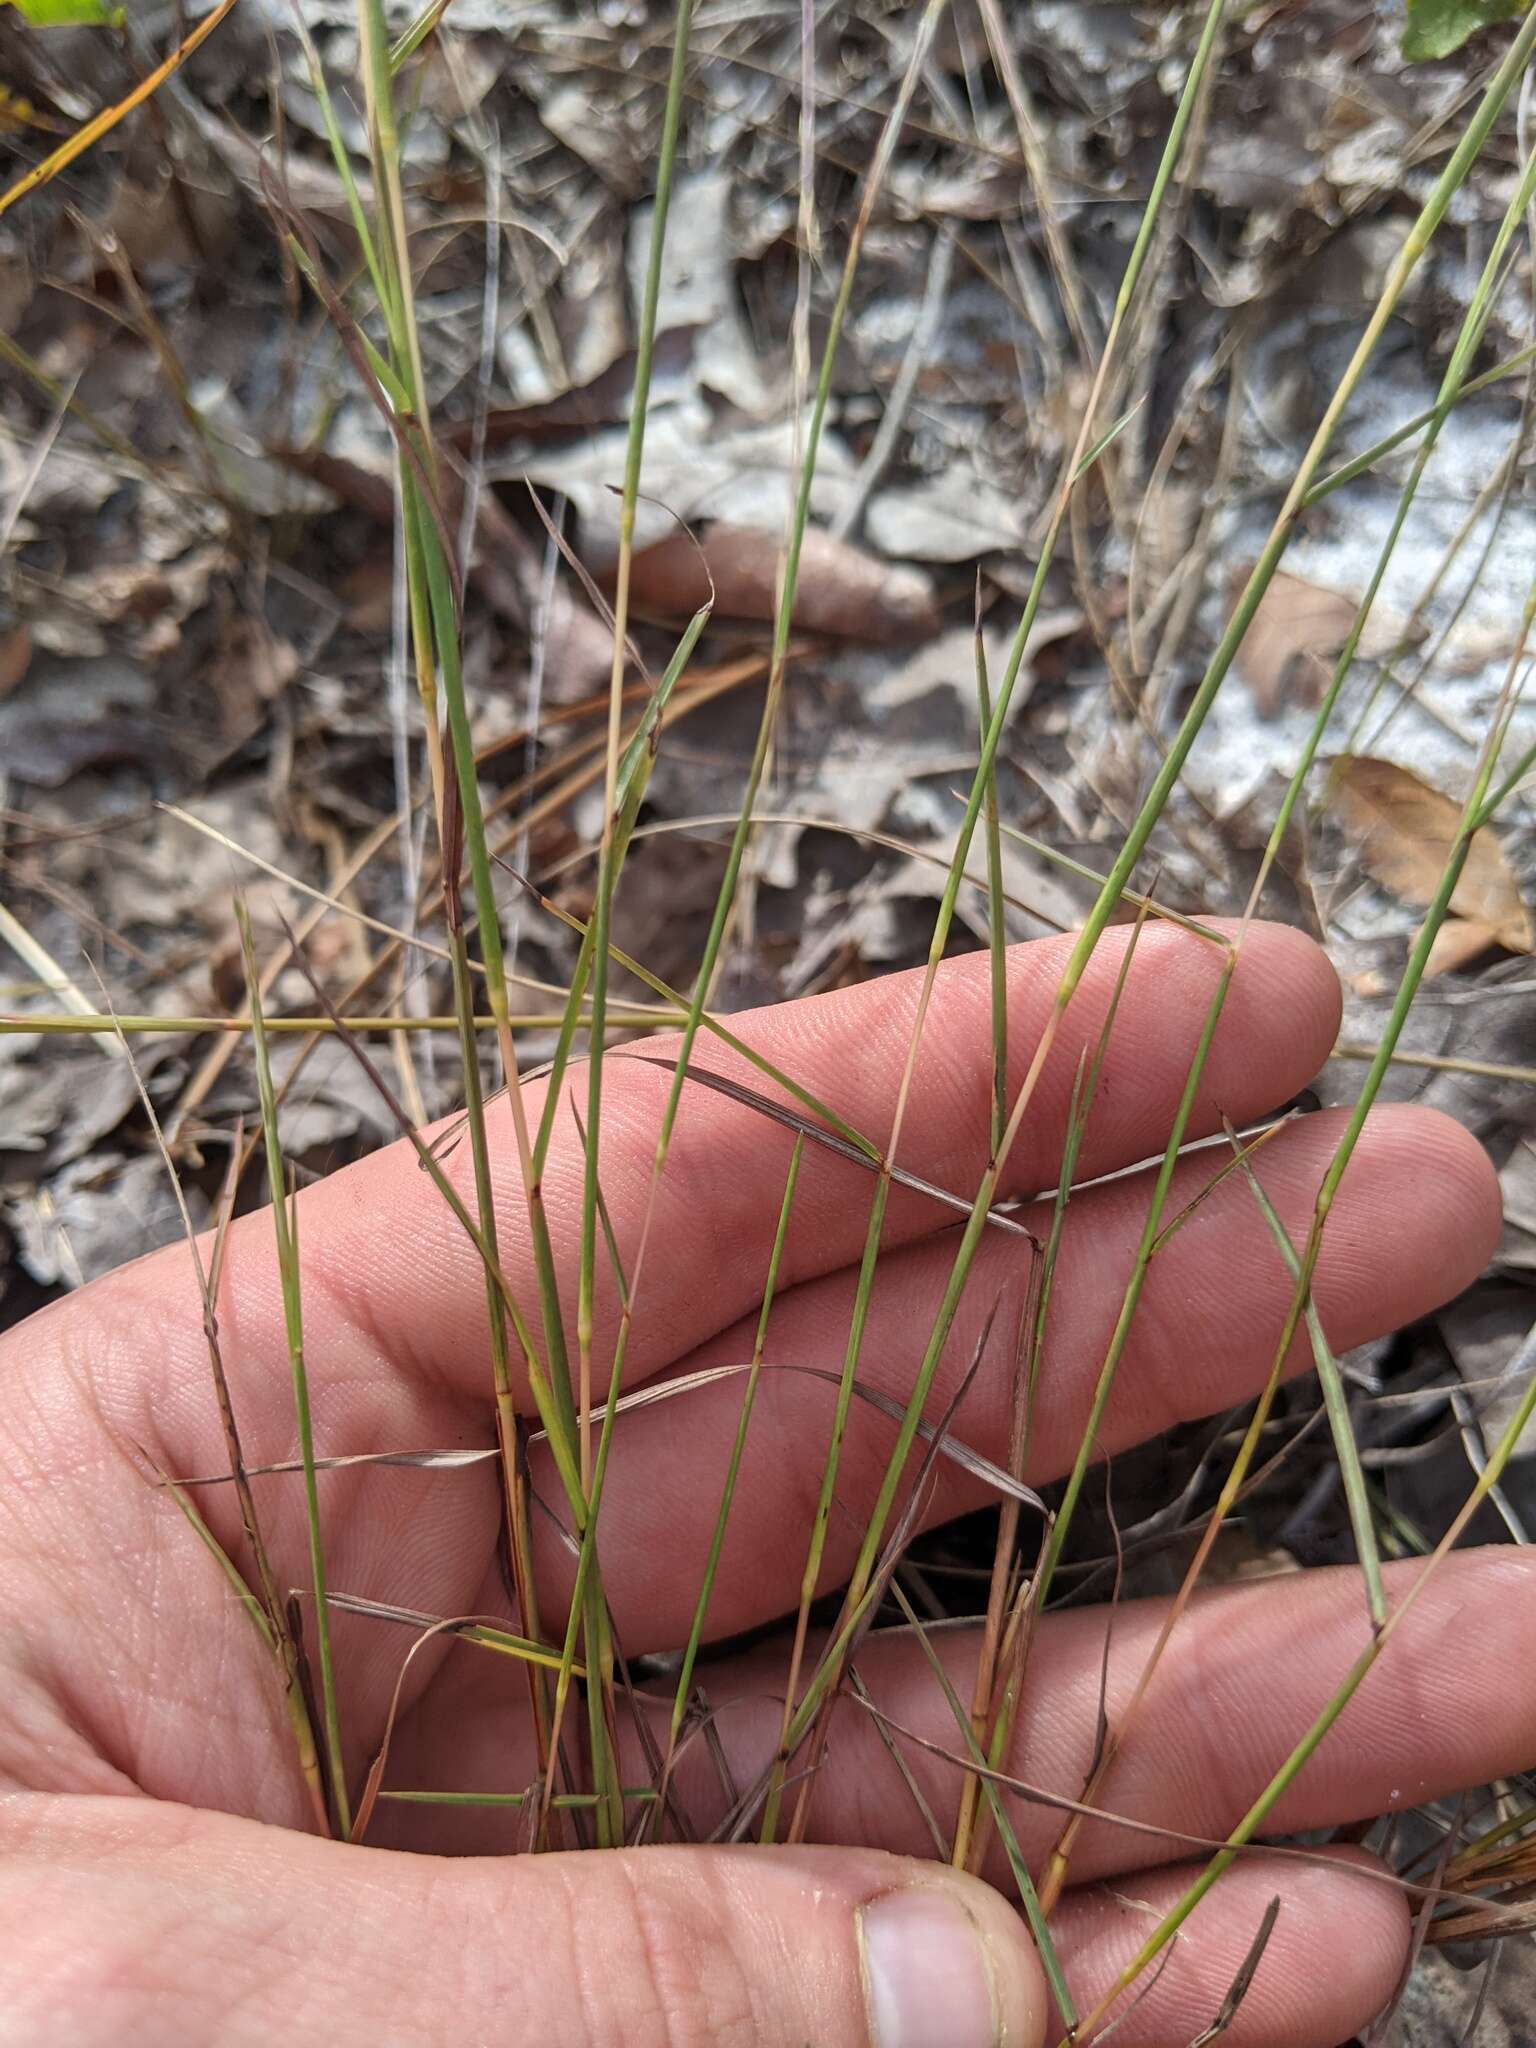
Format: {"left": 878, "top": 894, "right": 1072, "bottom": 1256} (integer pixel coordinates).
{"left": 9, "top": 3, "right": 1536, "bottom": 2028}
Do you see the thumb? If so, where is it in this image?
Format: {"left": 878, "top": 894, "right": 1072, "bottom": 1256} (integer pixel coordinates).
{"left": 4, "top": 1795, "right": 1047, "bottom": 2048}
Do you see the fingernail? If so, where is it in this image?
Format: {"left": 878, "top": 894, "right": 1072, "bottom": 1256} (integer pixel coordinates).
{"left": 859, "top": 1886, "right": 1000, "bottom": 2048}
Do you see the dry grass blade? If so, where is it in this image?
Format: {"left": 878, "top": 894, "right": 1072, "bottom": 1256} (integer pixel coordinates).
{"left": 102, "top": 991, "right": 329, "bottom": 1831}
{"left": 352, "top": 1613, "right": 473, "bottom": 1842}
{"left": 163, "top": 1446, "right": 500, "bottom": 1487}
{"left": 1182, "top": 1897, "right": 1282, "bottom": 2047}
{"left": 1079, "top": 1952, "right": 1180, "bottom": 2048}
{"left": 1225, "top": 1119, "right": 1386, "bottom": 1628}
{"left": 159, "top": 803, "right": 656, "bottom": 1013}
{"left": 0, "top": 1011, "right": 677, "bottom": 1037}
{"left": 0, "top": 900, "right": 124, "bottom": 1056}
{"left": 147, "top": 1454, "right": 281, "bottom": 1658}
{"left": 659, "top": 1136, "right": 805, "bottom": 1814}
{"left": 377, "top": 1786, "right": 660, "bottom": 1811}
{"left": 623, "top": 1054, "right": 1036, "bottom": 1239}
{"left": 323, "top": 1592, "right": 581, "bottom": 1676}
{"left": 992, "top": 823, "right": 1235, "bottom": 944}
{"left": 884, "top": 1573, "right": 1076, "bottom": 2026}
{"left": 517, "top": 875, "right": 880, "bottom": 1157}
{"left": 238, "top": 899, "right": 351, "bottom": 1838}
{"left": 556, "top": 806, "right": 1073, "bottom": 930}
{"left": 850, "top": 1686, "right": 1424, "bottom": 1898}
{"left": 845, "top": 1665, "right": 950, "bottom": 1861}
{"left": 165, "top": 1357, "right": 1043, "bottom": 1509}
{"left": 0, "top": 0, "right": 240, "bottom": 220}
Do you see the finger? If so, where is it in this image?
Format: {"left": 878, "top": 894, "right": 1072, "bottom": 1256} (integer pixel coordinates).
{"left": 386, "top": 1537, "right": 1533, "bottom": 1877}
{"left": 281, "top": 918, "right": 1342, "bottom": 1401}
{"left": 1048, "top": 1850, "right": 1408, "bottom": 2048}
{"left": 660, "top": 1550, "right": 1536, "bottom": 1891}
{"left": 523, "top": 1102, "right": 1497, "bottom": 1649}
{"left": 0, "top": 1794, "right": 1046, "bottom": 2048}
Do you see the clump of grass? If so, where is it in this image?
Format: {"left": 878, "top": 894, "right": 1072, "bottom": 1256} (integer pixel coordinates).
{"left": 8, "top": 0, "right": 1536, "bottom": 2033}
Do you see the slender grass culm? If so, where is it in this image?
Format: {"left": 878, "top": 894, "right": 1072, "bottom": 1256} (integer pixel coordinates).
{"left": 2, "top": 0, "right": 1535, "bottom": 2041}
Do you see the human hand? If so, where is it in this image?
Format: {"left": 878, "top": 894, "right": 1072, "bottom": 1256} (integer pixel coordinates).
{"left": 0, "top": 922, "right": 1527, "bottom": 2047}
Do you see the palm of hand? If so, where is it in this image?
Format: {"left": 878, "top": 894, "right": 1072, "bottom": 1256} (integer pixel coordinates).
{"left": 0, "top": 925, "right": 1528, "bottom": 2048}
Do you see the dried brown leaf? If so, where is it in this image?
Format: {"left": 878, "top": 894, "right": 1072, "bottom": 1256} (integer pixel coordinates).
{"left": 1333, "top": 756, "right": 1533, "bottom": 969}
{"left": 1424, "top": 916, "right": 1503, "bottom": 978}
{"left": 0, "top": 622, "right": 31, "bottom": 698}
{"left": 1235, "top": 567, "right": 1358, "bottom": 718}
{"left": 625, "top": 523, "right": 940, "bottom": 644}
